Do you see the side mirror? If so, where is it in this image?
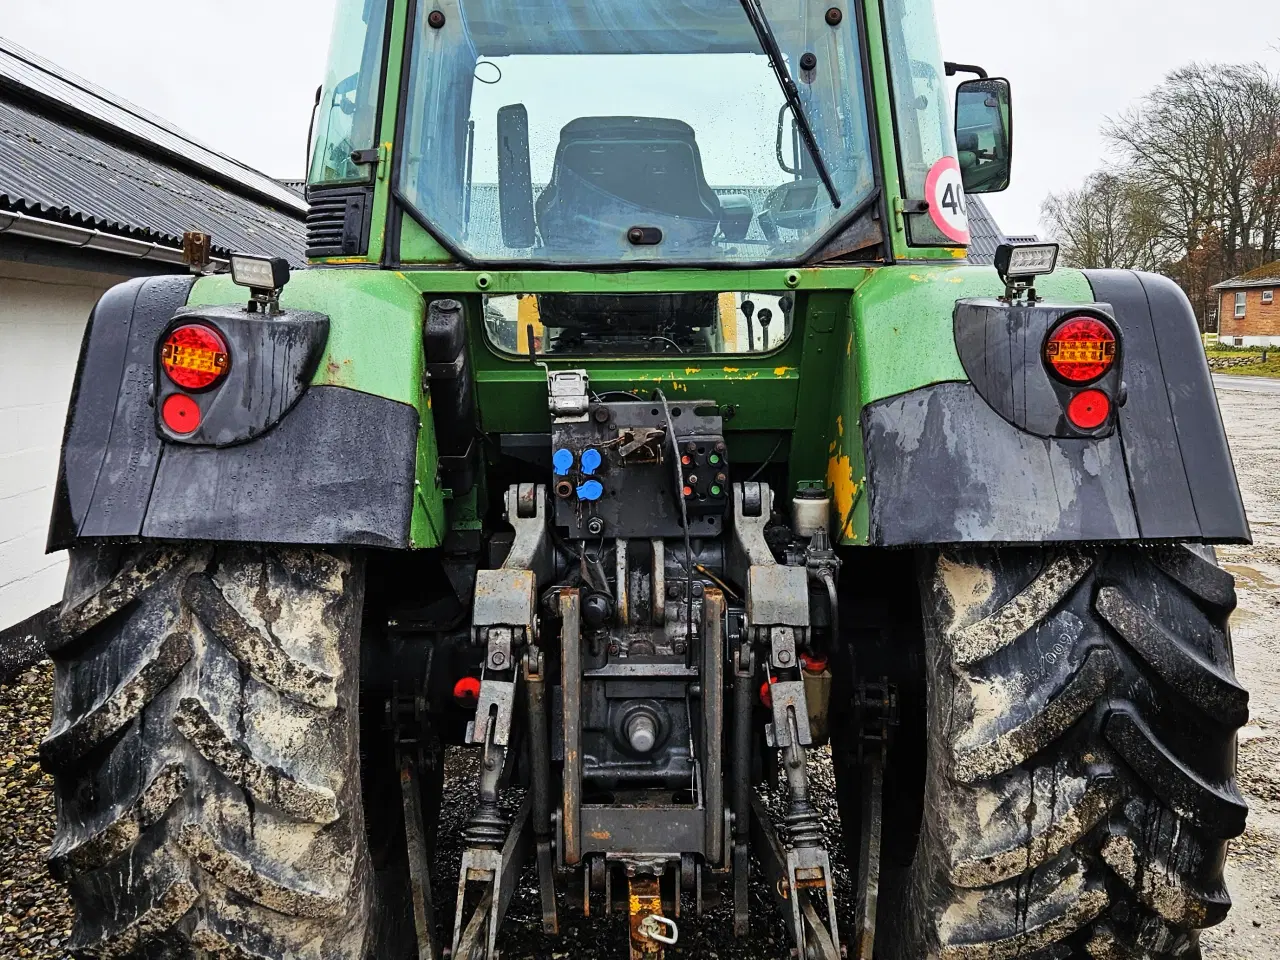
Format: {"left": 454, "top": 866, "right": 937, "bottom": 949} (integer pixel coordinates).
{"left": 497, "top": 104, "right": 536, "bottom": 248}
{"left": 955, "top": 78, "right": 1013, "bottom": 194}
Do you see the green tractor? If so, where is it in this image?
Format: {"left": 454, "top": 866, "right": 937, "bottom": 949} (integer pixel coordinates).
{"left": 40, "top": 1, "right": 1249, "bottom": 958}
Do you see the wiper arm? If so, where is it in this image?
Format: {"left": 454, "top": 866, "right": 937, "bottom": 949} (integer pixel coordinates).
{"left": 738, "top": 0, "right": 841, "bottom": 209}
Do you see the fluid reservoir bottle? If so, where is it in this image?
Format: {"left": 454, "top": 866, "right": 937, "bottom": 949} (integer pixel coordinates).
{"left": 792, "top": 487, "right": 830, "bottom": 540}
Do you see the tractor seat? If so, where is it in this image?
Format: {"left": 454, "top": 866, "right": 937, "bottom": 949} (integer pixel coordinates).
{"left": 536, "top": 116, "right": 723, "bottom": 250}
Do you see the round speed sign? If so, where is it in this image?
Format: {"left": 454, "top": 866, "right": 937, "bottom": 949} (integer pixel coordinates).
{"left": 924, "top": 156, "right": 970, "bottom": 245}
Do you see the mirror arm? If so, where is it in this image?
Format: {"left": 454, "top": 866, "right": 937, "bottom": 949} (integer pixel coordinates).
{"left": 944, "top": 61, "right": 989, "bottom": 80}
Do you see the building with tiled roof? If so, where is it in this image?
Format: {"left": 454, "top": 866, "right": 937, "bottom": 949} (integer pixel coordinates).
{"left": 0, "top": 36, "right": 305, "bottom": 630}
{"left": 1212, "top": 260, "right": 1280, "bottom": 346}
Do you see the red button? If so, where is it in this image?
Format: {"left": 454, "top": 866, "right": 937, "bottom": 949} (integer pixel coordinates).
{"left": 161, "top": 393, "right": 201, "bottom": 434}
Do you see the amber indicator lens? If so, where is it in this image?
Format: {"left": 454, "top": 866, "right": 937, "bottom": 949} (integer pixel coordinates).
{"left": 161, "top": 324, "right": 229, "bottom": 390}
{"left": 1067, "top": 390, "right": 1111, "bottom": 430}
{"left": 1045, "top": 317, "right": 1116, "bottom": 383}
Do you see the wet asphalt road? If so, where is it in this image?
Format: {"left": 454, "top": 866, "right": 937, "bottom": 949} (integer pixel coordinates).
{"left": 1213, "top": 374, "right": 1280, "bottom": 395}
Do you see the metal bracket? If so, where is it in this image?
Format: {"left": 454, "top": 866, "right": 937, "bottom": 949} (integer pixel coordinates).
{"left": 628, "top": 871, "right": 674, "bottom": 960}
{"left": 727, "top": 483, "right": 776, "bottom": 584}
{"left": 400, "top": 750, "right": 442, "bottom": 960}
{"left": 765, "top": 680, "right": 813, "bottom": 748}
{"left": 498, "top": 483, "right": 553, "bottom": 584}
{"left": 853, "top": 753, "right": 885, "bottom": 960}
{"left": 855, "top": 679, "right": 900, "bottom": 763}
{"left": 768, "top": 624, "right": 798, "bottom": 669}
{"left": 468, "top": 679, "right": 516, "bottom": 747}
{"left": 452, "top": 798, "right": 534, "bottom": 960}
{"left": 750, "top": 794, "right": 841, "bottom": 960}
{"left": 483, "top": 626, "right": 514, "bottom": 671}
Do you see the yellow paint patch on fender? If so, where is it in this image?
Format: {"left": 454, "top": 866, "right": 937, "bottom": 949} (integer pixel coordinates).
{"left": 826, "top": 454, "right": 859, "bottom": 540}
{"left": 774, "top": 366, "right": 792, "bottom": 377}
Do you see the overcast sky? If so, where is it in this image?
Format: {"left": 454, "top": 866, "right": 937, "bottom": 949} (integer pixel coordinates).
{"left": 4, "top": 1, "right": 1280, "bottom": 237}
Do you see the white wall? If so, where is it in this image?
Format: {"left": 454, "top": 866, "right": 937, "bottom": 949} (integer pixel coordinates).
{"left": 1223, "top": 336, "right": 1280, "bottom": 348}
{"left": 0, "top": 261, "right": 117, "bottom": 629}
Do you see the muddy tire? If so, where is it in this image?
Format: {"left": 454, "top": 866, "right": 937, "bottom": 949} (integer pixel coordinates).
{"left": 875, "top": 545, "right": 1247, "bottom": 960}
{"left": 40, "top": 543, "right": 372, "bottom": 959}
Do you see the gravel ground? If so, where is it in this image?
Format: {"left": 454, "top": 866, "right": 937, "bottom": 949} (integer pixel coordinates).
{"left": 3, "top": 380, "right": 1279, "bottom": 958}
{"left": 0, "top": 662, "right": 72, "bottom": 958}
{"left": 1199, "top": 381, "right": 1280, "bottom": 960}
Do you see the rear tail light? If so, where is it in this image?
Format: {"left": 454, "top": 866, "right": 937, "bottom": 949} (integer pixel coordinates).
{"left": 161, "top": 393, "right": 202, "bottom": 434}
{"left": 162, "top": 324, "right": 229, "bottom": 390}
{"left": 1044, "top": 316, "right": 1116, "bottom": 383}
{"left": 1066, "top": 390, "right": 1111, "bottom": 430}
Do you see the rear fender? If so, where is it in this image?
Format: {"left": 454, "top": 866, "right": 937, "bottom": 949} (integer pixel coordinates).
{"left": 859, "top": 269, "right": 1249, "bottom": 545}
{"left": 49, "top": 272, "right": 441, "bottom": 550}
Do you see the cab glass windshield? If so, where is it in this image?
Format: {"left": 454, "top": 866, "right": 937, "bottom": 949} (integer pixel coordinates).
{"left": 398, "top": 0, "right": 876, "bottom": 266}
{"left": 309, "top": 0, "right": 390, "bottom": 185}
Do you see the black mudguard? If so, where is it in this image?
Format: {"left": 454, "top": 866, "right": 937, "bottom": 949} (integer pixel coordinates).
{"left": 863, "top": 269, "right": 1249, "bottom": 546}
{"left": 49, "top": 275, "right": 419, "bottom": 550}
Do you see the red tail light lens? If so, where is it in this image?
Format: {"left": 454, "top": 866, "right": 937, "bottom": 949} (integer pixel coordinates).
{"left": 161, "top": 393, "right": 201, "bottom": 434}
{"left": 1067, "top": 390, "right": 1112, "bottom": 430}
{"left": 1045, "top": 317, "right": 1116, "bottom": 383}
{"left": 162, "top": 324, "right": 229, "bottom": 390}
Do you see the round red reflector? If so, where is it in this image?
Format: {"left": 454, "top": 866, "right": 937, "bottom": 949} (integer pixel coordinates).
{"left": 162, "top": 324, "right": 229, "bottom": 390}
{"left": 161, "top": 393, "right": 201, "bottom": 434}
{"left": 1067, "top": 390, "right": 1111, "bottom": 430}
{"left": 1045, "top": 317, "right": 1116, "bottom": 383}
{"left": 453, "top": 676, "right": 481, "bottom": 707}
{"left": 759, "top": 676, "right": 779, "bottom": 708}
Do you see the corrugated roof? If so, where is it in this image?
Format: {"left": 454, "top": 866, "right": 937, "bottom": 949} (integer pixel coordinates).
{"left": 1213, "top": 260, "right": 1280, "bottom": 290}
{"left": 966, "top": 196, "right": 1008, "bottom": 264}
{"left": 0, "top": 37, "right": 306, "bottom": 216}
{"left": 0, "top": 96, "right": 306, "bottom": 264}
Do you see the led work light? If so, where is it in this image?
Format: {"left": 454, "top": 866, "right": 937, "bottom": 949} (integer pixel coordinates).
{"left": 994, "top": 242, "right": 1060, "bottom": 302}
{"left": 230, "top": 254, "right": 291, "bottom": 292}
{"left": 994, "top": 243, "right": 1059, "bottom": 283}
{"left": 230, "top": 254, "right": 291, "bottom": 314}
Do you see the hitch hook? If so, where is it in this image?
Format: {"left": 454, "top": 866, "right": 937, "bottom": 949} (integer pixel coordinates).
{"left": 638, "top": 914, "right": 679, "bottom": 946}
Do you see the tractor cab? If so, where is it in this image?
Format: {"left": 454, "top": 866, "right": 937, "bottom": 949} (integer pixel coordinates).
{"left": 308, "top": 0, "right": 982, "bottom": 269}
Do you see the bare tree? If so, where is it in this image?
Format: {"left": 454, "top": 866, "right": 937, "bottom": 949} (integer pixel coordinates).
{"left": 1042, "top": 170, "right": 1168, "bottom": 271}
{"left": 1047, "top": 62, "right": 1280, "bottom": 326}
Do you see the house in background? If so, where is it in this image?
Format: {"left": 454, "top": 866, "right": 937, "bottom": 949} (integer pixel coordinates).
{"left": 0, "top": 36, "right": 305, "bottom": 631}
{"left": 1213, "top": 260, "right": 1280, "bottom": 347}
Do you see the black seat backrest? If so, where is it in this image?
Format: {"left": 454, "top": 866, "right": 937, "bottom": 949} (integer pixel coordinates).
{"left": 536, "top": 116, "right": 722, "bottom": 247}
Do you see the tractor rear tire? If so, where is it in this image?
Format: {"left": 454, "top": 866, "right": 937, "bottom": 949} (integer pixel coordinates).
{"left": 41, "top": 543, "right": 373, "bottom": 959}
{"left": 880, "top": 545, "right": 1247, "bottom": 959}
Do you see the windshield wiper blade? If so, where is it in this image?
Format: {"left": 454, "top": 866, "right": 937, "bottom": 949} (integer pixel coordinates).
{"left": 738, "top": 0, "right": 841, "bottom": 209}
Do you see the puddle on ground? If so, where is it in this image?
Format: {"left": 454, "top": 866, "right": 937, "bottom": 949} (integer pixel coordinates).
{"left": 1232, "top": 606, "right": 1260, "bottom": 626}
{"left": 1225, "top": 564, "right": 1279, "bottom": 589}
